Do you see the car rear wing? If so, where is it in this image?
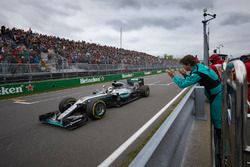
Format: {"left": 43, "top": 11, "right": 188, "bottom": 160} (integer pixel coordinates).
{"left": 127, "top": 78, "right": 144, "bottom": 86}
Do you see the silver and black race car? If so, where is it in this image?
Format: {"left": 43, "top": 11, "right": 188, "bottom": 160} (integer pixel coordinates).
{"left": 39, "top": 78, "right": 150, "bottom": 129}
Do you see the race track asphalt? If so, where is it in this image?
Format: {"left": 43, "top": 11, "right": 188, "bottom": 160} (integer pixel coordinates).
{"left": 0, "top": 74, "right": 181, "bottom": 167}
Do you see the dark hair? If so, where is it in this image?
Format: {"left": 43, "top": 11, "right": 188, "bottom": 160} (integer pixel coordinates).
{"left": 240, "top": 54, "right": 250, "bottom": 62}
{"left": 1, "top": 26, "right": 5, "bottom": 34}
{"left": 179, "top": 55, "right": 197, "bottom": 66}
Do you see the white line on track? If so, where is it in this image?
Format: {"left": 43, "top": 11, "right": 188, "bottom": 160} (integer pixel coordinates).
{"left": 12, "top": 91, "right": 84, "bottom": 104}
{"left": 98, "top": 88, "right": 187, "bottom": 167}
{"left": 13, "top": 100, "right": 39, "bottom": 104}
{"left": 19, "top": 91, "right": 68, "bottom": 100}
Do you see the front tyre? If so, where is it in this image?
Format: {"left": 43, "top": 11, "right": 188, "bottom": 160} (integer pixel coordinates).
{"left": 58, "top": 97, "right": 77, "bottom": 112}
{"left": 86, "top": 100, "right": 106, "bottom": 120}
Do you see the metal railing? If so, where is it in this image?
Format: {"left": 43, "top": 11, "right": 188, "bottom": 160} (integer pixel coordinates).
{"left": 129, "top": 86, "right": 206, "bottom": 167}
{"left": 0, "top": 63, "right": 178, "bottom": 74}
{"left": 222, "top": 60, "right": 250, "bottom": 167}
{"left": 0, "top": 63, "right": 179, "bottom": 83}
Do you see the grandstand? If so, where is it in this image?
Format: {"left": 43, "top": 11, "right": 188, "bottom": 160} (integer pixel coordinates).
{"left": 0, "top": 26, "right": 178, "bottom": 83}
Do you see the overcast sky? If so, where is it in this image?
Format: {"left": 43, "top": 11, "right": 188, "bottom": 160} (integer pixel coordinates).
{"left": 0, "top": 0, "right": 249, "bottom": 59}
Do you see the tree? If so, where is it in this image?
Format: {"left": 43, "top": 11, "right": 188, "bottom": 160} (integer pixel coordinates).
{"left": 164, "top": 54, "right": 173, "bottom": 60}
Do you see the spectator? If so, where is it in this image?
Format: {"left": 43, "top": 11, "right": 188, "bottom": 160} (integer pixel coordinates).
{"left": 240, "top": 54, "right": 250, "bottom": 112}
{"left": 194, "top": 55, "right": 199, "bottom": 63}
{"left": 67, "top": 55, "right": 72, "bottom": 68}
{"left": 167, "top": 55, "right": 223, "bottom": 167}
{"left": 209, "top": 54, "right": 224, "bottom": 81}
{"left": 0, "top": 25, "right": 179, "bottom": 69}
{"left": 0, "top": 54, "right": 3, "bottom": 63}
{"left": 57, "top": 57, "right": 62, "bottom": 71}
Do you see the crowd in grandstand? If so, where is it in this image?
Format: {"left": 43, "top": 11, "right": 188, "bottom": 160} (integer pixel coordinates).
{"left": 0, "top": 25, "right": 175, "bottom": 72}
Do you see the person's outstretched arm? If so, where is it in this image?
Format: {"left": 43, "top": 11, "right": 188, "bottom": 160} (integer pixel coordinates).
{"left": 168, "top": 72, "right": 201, "bottom": 88}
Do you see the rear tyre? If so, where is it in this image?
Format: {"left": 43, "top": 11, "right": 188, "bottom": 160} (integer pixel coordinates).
{"left": 86, "top": 100, "right": 106, "bottom": 120}
{"left": 58, "top": 97, "right": 77, "bottom": 112}
{"left": 139, "top": 85, "right": 150, "bottom": 97}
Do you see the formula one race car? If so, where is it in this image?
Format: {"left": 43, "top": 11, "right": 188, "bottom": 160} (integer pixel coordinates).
{"left": 39, "top": 78, "right": 150, "bottom": 129}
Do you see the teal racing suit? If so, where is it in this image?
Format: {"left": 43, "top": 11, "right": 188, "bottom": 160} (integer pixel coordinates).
{"left": 172, "top": 63, "right": 222, "bottom": 129}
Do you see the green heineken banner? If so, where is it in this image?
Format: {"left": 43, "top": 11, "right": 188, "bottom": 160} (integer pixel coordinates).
{"left": 0, "top": 70, "right": 165, "bottom": 99}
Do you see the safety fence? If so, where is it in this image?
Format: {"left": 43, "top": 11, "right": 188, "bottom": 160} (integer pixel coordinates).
{"left": 0, "top": 63, "right": 176, "bottom": 74}
{"left": 0, "top": 63, "right": 179, "bottom": 83}
{"left": 222, "top": 60, "right": 250, "bottom": 166}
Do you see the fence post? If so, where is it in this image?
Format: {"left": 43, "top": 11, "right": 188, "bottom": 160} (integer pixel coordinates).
{"left": 194, "top": 86, "right": 207, "bottom": 120}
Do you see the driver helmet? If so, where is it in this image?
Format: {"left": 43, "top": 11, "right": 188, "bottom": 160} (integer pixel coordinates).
{"left": 107, "top": 86, "right": 113, "bottom": 93}
{"left": 240, "top": 54, "right": 250, "bottom": 62}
